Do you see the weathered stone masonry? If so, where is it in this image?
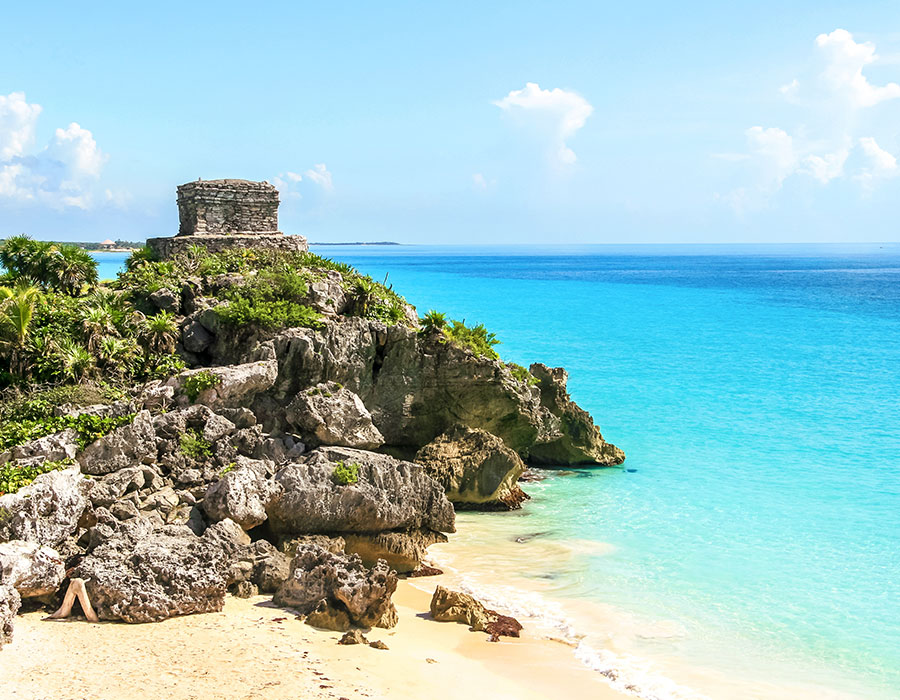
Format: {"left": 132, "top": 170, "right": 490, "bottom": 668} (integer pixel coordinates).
{"left": 148, "top": 178, "right": 307, "bottom": 259}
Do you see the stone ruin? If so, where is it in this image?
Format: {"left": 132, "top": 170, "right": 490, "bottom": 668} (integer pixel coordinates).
{"left": 147, "top": 179, "right": 308, "bottom": 259}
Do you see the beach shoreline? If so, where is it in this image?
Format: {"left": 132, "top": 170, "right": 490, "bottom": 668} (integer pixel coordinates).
{"left": 2, "top": 577, "right": 625, "bottom": 700}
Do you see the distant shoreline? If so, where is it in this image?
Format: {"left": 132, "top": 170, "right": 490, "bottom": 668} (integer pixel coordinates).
{"left": 309, "top": 241, "right": 401, "bottom": 246}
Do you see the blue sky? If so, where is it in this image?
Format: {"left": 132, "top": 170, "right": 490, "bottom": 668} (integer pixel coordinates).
{"left": 2, "top": 1, "right": 900, "bottom": 243}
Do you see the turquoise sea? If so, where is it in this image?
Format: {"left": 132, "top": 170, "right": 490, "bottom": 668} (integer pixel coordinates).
{"left": 96, "top": 245, "right": 900, "bottom": 698}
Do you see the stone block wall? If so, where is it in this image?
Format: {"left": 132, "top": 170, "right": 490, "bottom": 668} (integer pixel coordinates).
{"left": 177, "top": 179, "right": 279, "bottom": 236}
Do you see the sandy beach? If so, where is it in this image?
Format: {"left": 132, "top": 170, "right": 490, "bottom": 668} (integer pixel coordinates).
{"left": 2, "top": 579, "right": 624, "bottom": 700}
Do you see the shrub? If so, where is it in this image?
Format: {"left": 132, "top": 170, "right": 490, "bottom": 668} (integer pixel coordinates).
{"left": 216, "top": 297, "right": 324, "bottom": 331}
{"left": 182, "top": 370, "right": 221, "bottom": 402}
{"left": 179, "top": 429, "right": 212, "bottom": 459}
{"left": 507, "top": 363, "right": 539, "bottom": 386}
{"left": 0, "top": 411, "right": 135, "bottom": 452}
{"left": 444, "top": 320, "right": 500, "bottom": 359}
{"left": 419, "top": 310, "right": 447, "bottom": 334}
{"left": 0, "top": 458, "right": 73, "bottom": 496}
{"left": 332, "top": 460, "right": 360, "bottom": 485}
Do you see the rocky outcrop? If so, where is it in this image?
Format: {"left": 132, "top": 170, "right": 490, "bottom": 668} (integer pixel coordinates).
{"left": 527, "top": 364, "right": 625, "bottom": 465}
{"left": 415, "top": 426, "right": 528, "bottom": 510}
{"left": 342, "top": 529, "right": 447, "bottom": 574}
{"left": 0, "top": 582, "right": 20, "bottom": 647}
{"left": 274, "top": 544, "right": 398, "bottom": 630}
{"left": 78, "top": 410, "right": 156, "bottom": 475}
{"left": 0, "top": 541, "right": 65, "bottom": 599}
{"left": 285, "top": 381, "right": 384, "bottom": 450}
{"left": 247, "top": 318, "right": 622, "bottom": 466}
{"left": 74, "top": 518, "right": 229, "bottom": 623}
{"left": 0, "top": 466, "right": 91, "bottom": 548}
{"left": 430, "top": 585, "right": 523, "bottom": 641}
{"left": 266, "top": 447, "right": 454, "bottom": 536}
{"left": 202, "top": 459, "right": 279, "bottom": 530}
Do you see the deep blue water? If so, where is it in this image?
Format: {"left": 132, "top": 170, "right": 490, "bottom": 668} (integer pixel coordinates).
{"left": 97, "top": 245, "right": 900, "bottom": 697}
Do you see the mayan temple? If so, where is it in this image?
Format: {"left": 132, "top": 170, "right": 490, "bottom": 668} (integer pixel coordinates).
{"left": 147, "top": 178, "right": 308, "bottom": 259}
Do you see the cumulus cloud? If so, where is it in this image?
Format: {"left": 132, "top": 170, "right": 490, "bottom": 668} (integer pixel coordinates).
{"left": 722, "top": 30, "right": 900, "bottom": 210}
{"left": 856, "top": 136, "right": 898, "bottom": 186}
{"left": 273, "top": 164, "right": 334, "bottom": 202}
{"left": 494, "top": 82, "right": 593, "bottom": 165}
{"left": 815, "top": 29, "right": 900, "bottom": 108}
{"left": 304, "top": 163, "right": 333, "bottom": 191}
{"left": 0, "top": 92, "right": 109, "bottom": 209}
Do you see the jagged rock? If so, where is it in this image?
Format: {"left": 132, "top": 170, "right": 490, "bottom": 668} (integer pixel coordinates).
{"left": 182, "top": 319, "right": 214, "bottom": 353}
{"left": 415, "top": 426, "right": 529, "bottom": 510}
{"left": 149, "top": 288, "right": 180, "bottom": 314}
{"left": 109, "top": 500, "right": 140, "bottom": 521}
{"left": 138, "top": 381, "right": 175, "bottom": 411}
{"left": 338, "top": 629, "right": 368, "bottom": 645}
{"left": 285, "top": 381, "right": 384, "bottom": 450}
{"left": 246, "top": 541, "right": 291, "bottom": 593}
{"left": 0, "top": 429, "right": 78, "bottom": 466}
{"left": 74, "top": 519, "right": 229, "bottom": 623}
{"left": 303, "top": 271, "right": 349, "bottom": 316}
{"left": 0, "top": 541, "right": 65, "bottom": 598}
{"left": 342, "top": 529, "right": 447, "bottom": 573}
{"left": 202, "top": 459, "right": 279, "bottom": 530}
{"left": 152, "top": 404, "right": 237, "bottom": 448}
{"left": 274, "top": 544, "right": 398, "bottom": 629}
{"left": 266, "top": 447, "right": 455, "bottom": 537}
{"left": 408, "top": 564, "right": 443, "bottom": 578}
{"left": 173, "top": 360, "right": 278, "bottom": 409}
{"left": 89, "top": 466, "right": 147, "bottom": 508}
{"left": 252, "top": 318, "right": 622, "bottom": 466}
{"left": 79, "top": 410, "right": 156, "bottom": 475}
{"left": 429, "top": 585, "right": 522, "bottom": 641}
{"left": 280, "top": 534, "right": 346, "bottom": 557}
{"left": 231, "top": 581, "right": 257, "bottom": 598}
{"left": 369, "top": 639, "right": 389, "bottom": 650}
{"left": 0, "top": 582, "right": 20, "bottom": 647}
{"left": 0, "top": 466, "right": 91, "bottom": 548}
{"left": 306, "top": 599, "right": 351, "bottom": 631}
{"left": 528, "top": 364, "right": 626, "bottom": 465}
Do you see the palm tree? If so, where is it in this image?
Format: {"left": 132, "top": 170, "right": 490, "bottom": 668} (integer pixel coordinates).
{"left": 0, "top": 282, "right": 42, "bottom": 378}
{"left": 141, "top": 311, "right": 178, "bottom": 355}
{"left": 348, "top": 276, "right": 379, "bottom": 317}
{"left": 49, "top": 244, "right": 99, "bottom": 295}
{"left": 51, "top": 337, "right": 95, "bottom": 382}
{"left": 80, "top": 305, "right": 118, "bottom": 354}
{"left": 97, "top": 336, "right": 139, "bottom": 376}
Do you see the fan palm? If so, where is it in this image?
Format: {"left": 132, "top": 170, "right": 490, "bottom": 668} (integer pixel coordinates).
{"left": 141, "top": 311, "right": 178, "bottom": 355}
{"left": 0, "top": 282, "right": 42, "bottom": 378}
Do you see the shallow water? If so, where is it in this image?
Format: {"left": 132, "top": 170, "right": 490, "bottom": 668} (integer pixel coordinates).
{"left": 98, "top": 244, "right": 900, "bottom": 698}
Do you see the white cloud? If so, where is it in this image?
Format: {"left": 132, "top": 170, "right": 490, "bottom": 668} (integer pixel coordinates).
{"left": 0, "top": 93, "right": 109, "bottom": 209}
{"left": 472, "top": 172, "right": 496, "bottom": 191}
{"left": 856, "top": 136, "right": 898, "bottom": 186}
{"left": 802, "top": 148, "right": 849, "bottom": 184}
{"left": 746, "top": 126, "right": 797, "bottom": 187}
{"left": 284, "top": 171, "right": 303, "bottom": 183}
{"left": 815, "top": 29, "right": 900, "bottom": 108}
{"left": 779, "top": 78, "right": 800, "bottom": 98}
{"left": 494, "top": 82, "right": 593, "bottom": 165}
{"left": 304, "top": 163, "right": 333, "bottom": 191}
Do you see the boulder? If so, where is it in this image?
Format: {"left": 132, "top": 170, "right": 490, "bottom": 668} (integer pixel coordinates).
{"left": 149, "top": 288, "right": 180, "bottom": 314}
{"left": 415, "top": 426, "right": 528, "bottom": 510}
{"left": 173, "top": 360, "right": 278, "bottom": 409}
{"left": 202, "top": 459, "right": 279, "bottom": 530}
{"left": 88, "top": 466, "right": 148, "bottom": 508}
{"left": 73, "top": 519, "right": 228, "bottom": 622}
{"left": 182, "top": 319, "right": 214, "bottom": 354}
{"left": 338, "top": 629, "right": 368, "bottom": 645}
{"left": 0, "top": 429, "right": 78, "bottom": 466}
{"left": 342, "top": 529, "right": 447, "bottom": 573}
{"left": 429, "top": 585, "right": 522, "bottom": 641}
{"left": 266, "top": 447, "right": 455, "bottom": 537}
{"left": 285, "top": 381, "right": 384, "bottom": 450}
{"left": 0, "top": 540, "right": 65, "bottom": 598}
{"left": 78, "top": 410, "right": 157, "bottom": 476}
{"left": 274, "top": 544, "right": 398, "bottom": 630}
{"left": 0, "top": 583, "right": 20, "bottom": 647}
{"left": 0, "top": 466, "right": 91, "bottom": 548}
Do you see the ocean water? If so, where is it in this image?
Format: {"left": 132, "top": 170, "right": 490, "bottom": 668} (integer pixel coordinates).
{"left": 96, "top": 245, "right": 900, "bottom": 698}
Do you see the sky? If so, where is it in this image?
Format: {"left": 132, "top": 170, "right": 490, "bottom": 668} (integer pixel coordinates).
{"left": 2, "top": 1, "right": 900, "bottom": 244}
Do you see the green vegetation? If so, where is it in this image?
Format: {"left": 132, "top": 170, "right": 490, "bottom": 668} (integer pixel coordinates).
{"left": 179, "top": 429, "right": 212, "bottom": 459}
{"left": 332, "top": 460, "right": 360, "bottom": 485}
{"left": 182, "top": 370, "right": 221, "bottom": 402}
{"left": 444, "top": 319, "right": 501, "bottom": 359}
{"left": 0, "top": 236, "right": 98, "bottom": 295}
{"left": 0, "top": 411, "right": 135, "bottom": 452}
{"left": 507, "top": 363, "right": 540, "bottom": 386}
{"left": 0, "top": 458, "right": 74, "bottom": 497}
{"left": 419, "top": 309, "right": 447, "bottom": 334}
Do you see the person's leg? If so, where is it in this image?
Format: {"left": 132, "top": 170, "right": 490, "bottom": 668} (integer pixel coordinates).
{"left": 47, "top": 578, "right": 100, "bottom": 623}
